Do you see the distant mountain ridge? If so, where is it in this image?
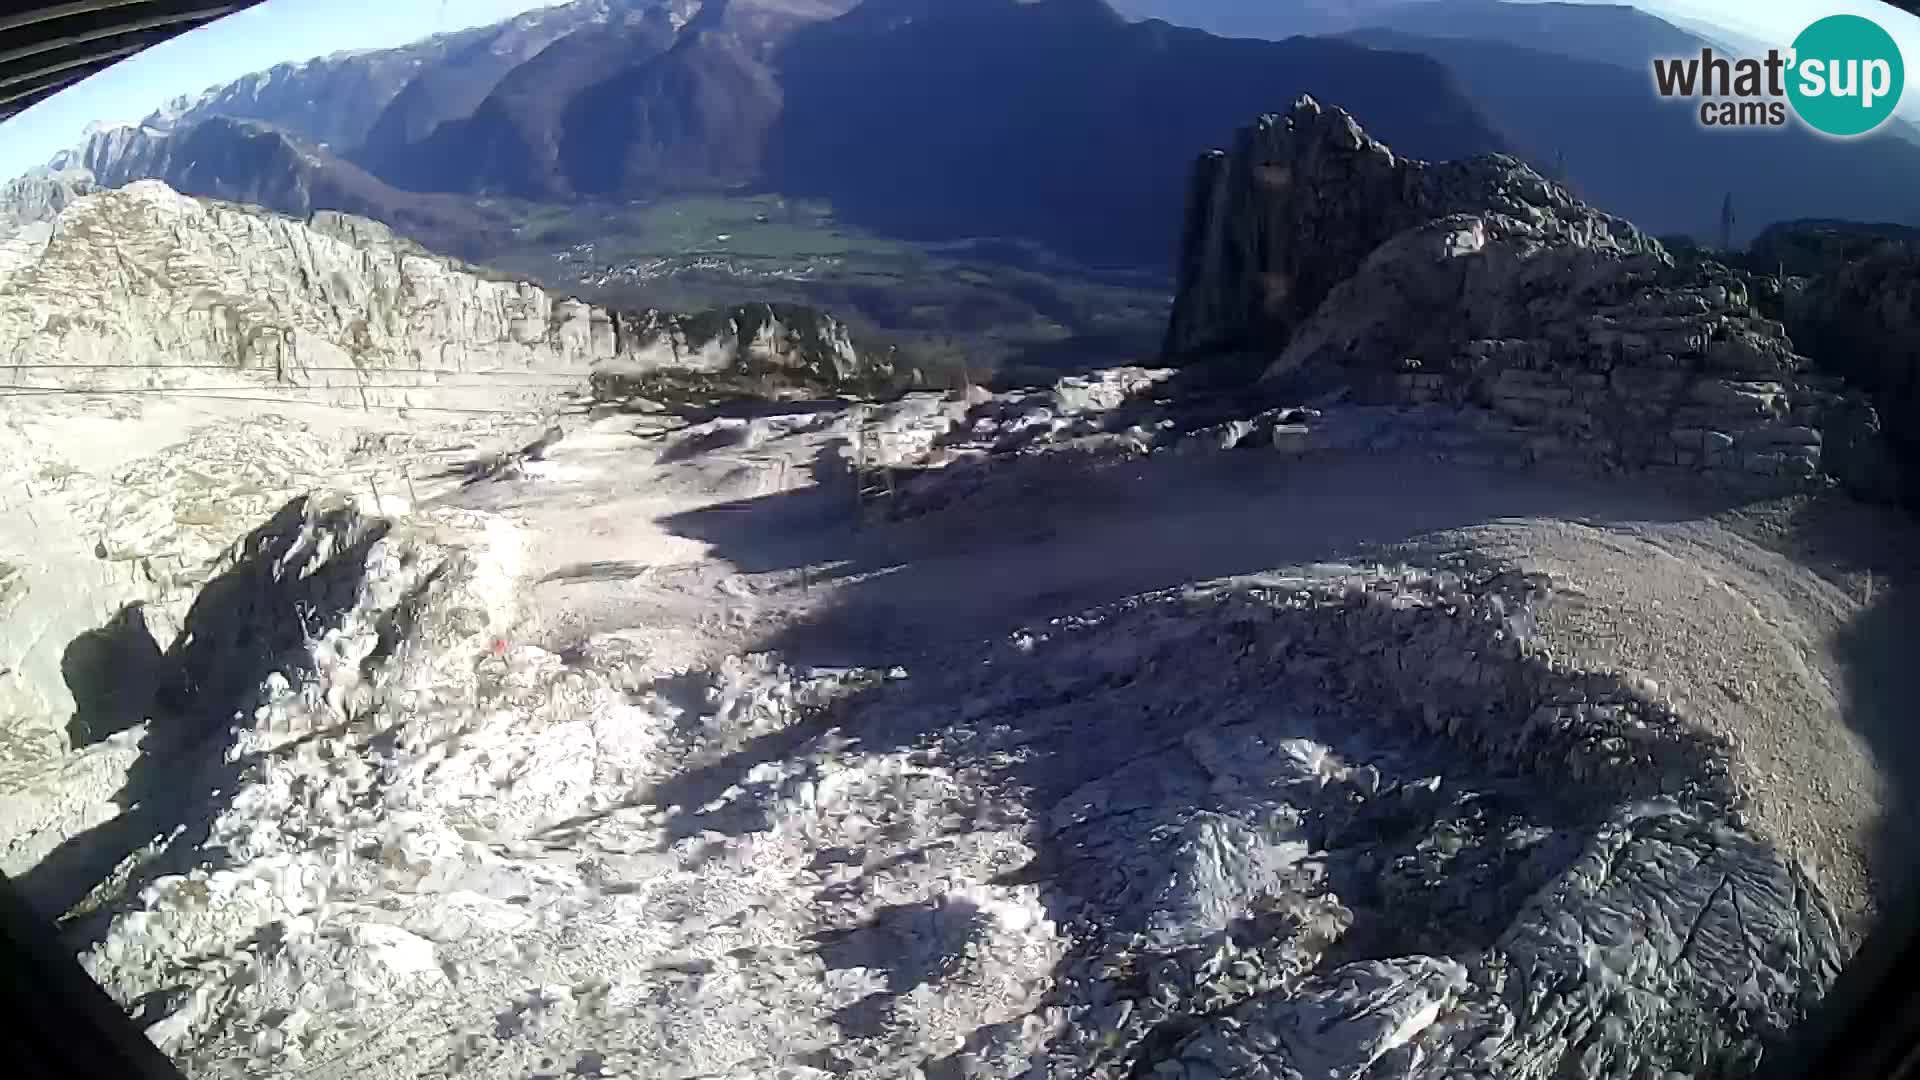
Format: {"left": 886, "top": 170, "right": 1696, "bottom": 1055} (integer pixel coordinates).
{"left": 363, "top": 2, "right": 695, "bottom": 198}
{"left": 9, "top": 119, "right": 520, "bottom": 260}
{"left": 1339, "top": 27, "right": 1920, "bottom": 243}
{"left": 136, "top": 3, "right": 661, "bottom": 153}
{"left": 361, "top": 0, "right": 1504, "bottom": 265}
{"left": 759, "top": 0, "right": 1504, "bottom": 263}
{"left": 6, "top": 0, "right": 1510, "bottom": 269}
{"left": 1113, "top": 0, "right": 1920, "bottom": 243}
{"left": 1111, "top": 0, "right": 1704, "bottom": 71}
{"left": 352, "top": 1, "right": 664, "bottom": 169}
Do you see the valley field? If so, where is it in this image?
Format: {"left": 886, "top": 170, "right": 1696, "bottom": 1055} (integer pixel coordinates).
{"left": 474, "top": 193, "right": 1173, "bottom": 386}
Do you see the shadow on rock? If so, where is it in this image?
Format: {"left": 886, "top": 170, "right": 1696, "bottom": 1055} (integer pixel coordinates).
{"left": 62, "top": 604, "right": 166, "bottom": 750}
{"left": 815, "top": 898, "right": 991, "bottom": 1039}
{"left": 648, "top": 451, "right": 1839, "bottom": 1075}
{"left": 662, "top": 448, "right": 1740, "bottom": 671}
{"left": 1835, "top": 581, "right": 1920, "bottom": 908}
{"left": 21, "top": 496, "right": 388, "bottom": 939}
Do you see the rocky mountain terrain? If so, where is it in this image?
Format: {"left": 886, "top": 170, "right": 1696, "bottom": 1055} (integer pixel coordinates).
{"left": 4, "top": 0, "right": 1505, "bottom": 270}
{"left": 1121, "top": 0, "right": 1920, "bottom": 244}
{"left": 1336, "top": 27, "right": 1920, "bottom": 244}
{"left": 0, "top": 181, "right": 887, "bottom": 413}
{"left": 0, "top": 163, "right": 95, "bottom": 237}
{"left": 139, "top": 45, "right": 457, "bottom": 155}
{"left": 1166, "top": 98, "right": 1899, "bottom": 500}
{"left": 13, "top": 119, "right": 523, "bottom": 260}
{"left": 351, "top": 1, "right": 676, "bottom": 170}
{"left": 361, "top": 1, "right": 700, "bottom": 199}
{"left": 1116, "top": 0, "right": 1703, "bottom": 71}
{"left": 1742, "top": 220, "right": 1920, "bottom": 503}
{"left": 2, "top": 95, "right": 1915, "bottom": 1080}
{"left": 0, "top": 4, "right": 703, "bottom": 255}
{"left": 137, "top": 3, "right": 634, "bottom": 153}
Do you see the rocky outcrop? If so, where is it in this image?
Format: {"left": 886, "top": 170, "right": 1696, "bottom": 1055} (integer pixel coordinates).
{"left": 0, "top": 165, "right": 95, "bottom": 239}
{"left": 0, "top": 182, "right": 595, "bottom": 407}
{"left": 0, "top": 181, "right": 889, "bottom": 407}
{"left": 592, "top": 301, "right": 886, "bottom": 395}
{"left": 1165, "top": 98, "right": 1656, "bottom": 359}
{"left": 1166, "top": 97, "right": 1892, "bottom": 497}
{"left": 1743, "top": 221, "right": 1920, "bottom": 501}
{"left": 1750, "top": 218, "right": 1920, "bottom": 278}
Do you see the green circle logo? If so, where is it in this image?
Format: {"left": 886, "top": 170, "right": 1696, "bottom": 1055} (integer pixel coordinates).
{"left": 1787, "top": 14, "right": 1905, "bottom": 137}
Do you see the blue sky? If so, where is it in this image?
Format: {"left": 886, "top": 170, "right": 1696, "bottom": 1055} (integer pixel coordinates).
{"left": 4, "top": 0, "right": 1920, "bottom": 182}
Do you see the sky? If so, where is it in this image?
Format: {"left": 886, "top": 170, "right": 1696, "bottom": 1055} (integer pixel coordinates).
{"left": 5, "top": 0, "right": 1920, "bottom": 182}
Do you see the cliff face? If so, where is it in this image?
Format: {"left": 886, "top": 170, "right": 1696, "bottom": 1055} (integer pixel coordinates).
{"left": 1755, "top": 224, "right": 1920, "bottom": 501}
{"left": 0, "top": 166, "right": 95, "bottom": 236}
{"left": 1164, "top": 99, "right": 1657, "bottom": 359}
{"left": 1165, "top": 97, "right": 1895, "bottom": 498}
{"left": 0, "top": 182, "right": 597, "bottom": 401}
{"left": 0, "top": 182, "right": 886, "bottom": 407}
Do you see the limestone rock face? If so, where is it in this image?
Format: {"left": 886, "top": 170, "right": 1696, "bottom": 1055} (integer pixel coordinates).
{"left": 0, "top": 182, "right": 887, "bottom": 407}
{"left": 1165, "top": 96, "right": 1890, "bottom": 496}
{"left": 1164, "top": 95, "right": 1656, "bottom": 360}
{"left": 0, "top": 181, "right": 597, "bottom": 406}
{"left": 600, "top": 302, "right": 878, "bottom": 386}
{"left": 0, "top": 165, "right": 95, "bottom": 239}
{"left": 1760, "top": 223, "right": 1920, "bottom": 500}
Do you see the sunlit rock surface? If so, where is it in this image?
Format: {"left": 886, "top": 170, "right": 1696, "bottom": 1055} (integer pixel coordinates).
{"left": 1166, "top": 97, "right": 1890, "bottom": 498}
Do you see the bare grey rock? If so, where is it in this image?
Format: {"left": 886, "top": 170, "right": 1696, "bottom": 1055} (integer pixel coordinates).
{"left": 591, "top": 302, "right": 887, "bottom": 394}
{"left": 0, "top": 382, "right": 1847, "bottom": 1080}
{"left": 0, "top": 182, "right": 889, "bottom": 409}
{"left": 1763, "top": 222, "right": 1920, "bottom": 501}
{"left": 1165, "top": 95, "right": 1656, "bottom": 361}
{"left": 1164, "top": 97, "right": 1893, "bottom": 496}
{"left": 0, "top": 164, "right": 95, "bottom": 240}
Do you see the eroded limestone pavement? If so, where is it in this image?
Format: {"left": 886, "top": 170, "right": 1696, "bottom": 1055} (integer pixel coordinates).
{"left": 0, "top": 95, "right": 1885, "bottom": 1080}
{"left": 59, "top": 508, "right": 1842, "bottom": 1078}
